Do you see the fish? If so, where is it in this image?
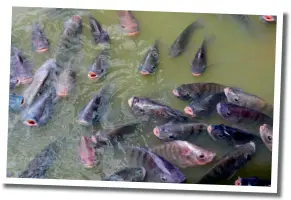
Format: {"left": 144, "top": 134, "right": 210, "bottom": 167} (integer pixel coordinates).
{"left": 260, "top": 15, "right": 277, "bottom": 23}
{"left": 19, "top": 139, "right": 63, "bottom": 178}
{"left": 234, "top": 176, "right": 271, "bottom": 186}
{"left": 207, "top": 124, "right": 255, "bottom": 146}
{"left": 31, "top": 22, "right": 49, "bottom": 53}
{"left": 172, "top": 82, "right": 227, "bottom": 101}
{"left": 78, "top": 136, "right": 99, "bottom": 168}
{"left": 88, "top": 50, "right": 109, "bottom": 80}
{"left": 10, "top": 46, "right": 34, "bottom": 85}
{"left": 128, "top": 96, "right": 190, "bottom": 122}
{"left": 22, "top": 87, "right": 56, "bottom": 127}
{"left": 168, "top": 19, "right": 203, "bottom": 58}
{"left": 259, "top": 124, "right": 272, "bottom": 151}
{"left": 77, "top": 85, "right": 111, "bottom": 126}
{"left": 191, "top": 35, "right": 215, "bottom": 76}
{"left": 184, "top": 92, "right": 226, "bottom": 117}
{"left": 197, "top": 141, "right": 256, "bottom": 184}
{"left": 224, "top": 87, "right": 273, "bottom": 116}
{"left": 138, "top": 40, "right": 159, "bottom": 75}
{"left": 55, "top": 67, "right": 76, "bottom": 97}
{"left": 124, "top": 146, "right": 186, "bottom": 183}
{"left": 117, "top": 11, "right": 140, "bottom": 36}
{"left": 22, "top": 59, "right": 57, "bottom": 106}
{"left": 103, "top": 167, "right": 146, "bottom": 182}
{"left": 151, "top": 140, "right": 216, "bottom": 168}
{"left": 88, "top": 14, "right": 110, "bottom": 44}
{"left": 9, "top": 93, "right": 24, "bottom": 112}
{"left": 216, "top": 102, "right": 273, "bottom": 127}
{"left": 153, "top": 121, "right": 208, "bottom": 141}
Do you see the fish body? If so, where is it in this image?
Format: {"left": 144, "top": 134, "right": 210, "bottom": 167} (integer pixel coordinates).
{"left": 88, "top": 14, "right": 110, "bottom": 44}
{"left": 31, "top": 22, "right": 49, "bottom": 53}
{"left": 118, "top": 11, "right": 140, "bottom": 36}
{"left": 103, "top": 167, "right": 146, "bottom": 182}
{"left": 88, "top": 50, "right": 109, "bottom": 80}
{"left": 235, "top": 176, "right": 271, "bottom": 186}
{"left": 138, "top": 40, "right": 159, "bottom": 75}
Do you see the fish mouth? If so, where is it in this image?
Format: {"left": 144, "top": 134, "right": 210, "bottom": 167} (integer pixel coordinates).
{"left": 128, "top": 97, "right": 134, "bottom": 107}
{"left": 57, "top": 90, "right": 68, "bottom": 97}
{"left": 224, "top": 87, "right": 231, "bottom": 95}
{"left": 153, "top": 127, "right": 160, "bottom": 137}
{"left": 77, "top": 119, "right": 91, "bottom": 126}
{"left": 83, "top": 163, "right": 94, "bottom": 169}
{"left": 234, "top": 177, "right": 242, "bottom": 185}
{"left": 36, "top": 47, "right": 49, "bottom": 53}
{"left": 172, "top": 89, "right": 180, "bottom": 97}
{"left": 259, "top": 124, "right": 267, "bottom": 133}
{"left": 196, "top": 152, "right": 216, "bottom": 165}
{"left": 88, "top": 72, "right": 98, "bottom": 80}
{"left": 20, "top": 98, "right": 25, "bottom": 106}
{"left": 262, "top": 15, "right": 275, "bottom": 22}
{"left": 140, "top": 70, "right": 150, "bottom": 75}
{"left": 72, "top": 15, "right": 82, "bottom": 23}
{"left": 184, "top": 106, "right": 196, "bottom": 117}
{"left": 192, "top": 73, "right": 202, "bottom": 77}
{"left": 207, "top": 125, "right": 217, "bottom": 141}
{"left": 19, "top": 77, "right": 33, "bottom": 85}
{"left": 23, "top": 119, "right": 38, "bottom": 127}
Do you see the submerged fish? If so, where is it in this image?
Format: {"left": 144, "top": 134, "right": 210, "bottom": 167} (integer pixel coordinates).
{"left": 191, "top": 35, "right": 215, "bottom": 76}
{"left": 168, "top": 19, "right": 203, "bottom": 58}
{"left": 55, "top": 67, "right": 76, "bottom": 97}
{"left": 152, "top": 140, "right": 216, "bottom": 168}
{"left": 259, "top": 124, "right": 272, "bottom": 152}
{"left": 88, "top": 50, "right": 109, "bottom": 80}
{"left": 78, "top": 136, "right": 99, "bottom": 168}
{"left": 125, "top": 146, "right": 186, "bottom": 183}
{"left": 184, "top": 92, "right": 226, "bottom": 117}
{"left": 31, "top": 22, "right": 49, "bottom": 53}
{"left": 224, "top": 87, "right": 273, "bottom": 116}
{"left": 103, "top": 167, "right": 146, "bottom": 182}
{"left": 9, "top": 93, "right": 24, "bottom": 112}
{"left": 128, "top": 96, "right": 190, "bottom": 122}
{"left": 172, "top": 82, "right": 227, "bottom": 101}
{"left": 77, "top": 85, "right": 111, "bottom": 126}
{"left": 88, "top": 14, "right": 110, "bottom": 44}
{"left": 138, "top": 40, "right": 159, "bottom": 75}
{"left": 207, "top": 124, "right": 255, "bottom": 146}
{"left": 234, "top": 176, "right": 271, "bottom": 186}
{"left": 216, "top": 102, "right": 273, "bottom": 128}
{"left": 153, "top": 121, "right": 208, "bottom": 141}
{"left": 197, "top": 141, "right": 256, "bottom": 184}
{"left": 19, "top": 139, "right": 63, "bottom": 178}
{"left": 117, "top": 11, "right": 140, "bottom": 36}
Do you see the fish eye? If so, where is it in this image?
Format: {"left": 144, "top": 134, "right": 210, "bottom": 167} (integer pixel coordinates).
{"left": 234, "top": 97, "right": 239, "bottom": 102}
{"left": 226, "top": 111, "right": 231, "bottom": 116}
{"left": 161, "top": 176, "right": 167, "bottom": 182}
{"left": 218, "top": 133, "right": 224, "bottom": 138}
{"left": 267, "top": 136, "right": 272, "bottom": 141}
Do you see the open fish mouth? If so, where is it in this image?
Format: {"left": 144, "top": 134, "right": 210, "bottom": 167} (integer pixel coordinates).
{"left": 128, "top": 97, "right": 134, "bottom": 107}
{"left": 152, "top": 127, "right": 160, "bottom": 137}
{"left": 88, "top": 72, "right": 98, "bottom": 80}
{"left": 57, "top": 90, "right": 69, "bottom": 97}
{"left": 172, "top": 89, "right": 180, "bottom": 97}
{"left": 23, "top": 119, "right": 38, "bottom": 127}
{"left": 184, "top": 106, "right": 196, "bottom": 117}
{"left": 140, "top": 70, "right": 150, "bottom": 75}
{"left": 36, "top": 47, "right": 49, "bottom": 53}
{"left": 77, "top": 119, "right": 91, "bottom": 126}
{"left": 207, "top": 125, "right": 217, "bottom": 141}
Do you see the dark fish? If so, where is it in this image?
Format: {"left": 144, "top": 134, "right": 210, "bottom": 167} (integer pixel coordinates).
{"left": 184, "top": 92, "right": 226, "bottom": 117}
{"left": 207, "top": 124, "right": 255, "bottom": 146}
{"left": 153, "top": 121, "right": 208, "bottom": 141}
{"left": 224, "top": 87, "right": 273, "bottom": 116}
{"left": 10, "top": 46, "right": 33, "bottom": 85}
{"left": 117, "top": 11, "right": 140, "bottom": 36}
{"left": 22, "top": 87, "right": 56, "bottom": 127}
{"left": 77, "top": 85, "right": 111, "bottom": 126}
{"left": 31, "top": 22, "right": 49, "bottom": 53}
{"left": 88, "top": 50, "right": 109, "bottom": 80}
{"left": 103, "top": 167, "right": 146, "bottom": 182}
{"left": 128, "top": 96, "right": 190, "bottom": 122}
{"left": 172, "top": 82, "right": 227, "bottom": 101}
{"left": 55, "top": 67, "right": 76, "bottom": 97}
{"left": 260, "top": 15, "right": 277, "bottom": 23}
{"left": 88, "top": 14, "right": 110, "bottom": 44}
{"left": 23, "top": 59, "right": 57, "bottom": 106}
{"left": 191, "top": 35, "right": 215, "bottom": 76}
{"left": 168, "top": 19, "right": 203, "bottom": 58}
{"left": 216, "top": 102, "right": 273, "bottom": 127}
{"left": 9, "top": 93, "right": 24, "bottom": 112}
{"left": 259, "top": 124, "right": 272, "bottom": 152}
{"left": 152, "top": 140, "right": 216, "bottom": 168}
{"left": 234, "top": 176, "right": 271, "bottom": 186}
{"left": 197, "top": 141, "right": 256, "bottom": 184}
{"left": 78, "top": 136, "right": 99, "bottom": 168}
{"left": 19, "top": 139, "right": 63, "bottom": 178}
{"left": 124, "top": 146, "right": 186, "bottom": 183}
{"left": 138, "top": 40, "right": 159, "bottom": 75}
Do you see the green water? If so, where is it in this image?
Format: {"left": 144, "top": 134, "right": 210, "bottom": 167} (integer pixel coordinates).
{"left": 7, "top": 7, "right": 276, "bottom": 185}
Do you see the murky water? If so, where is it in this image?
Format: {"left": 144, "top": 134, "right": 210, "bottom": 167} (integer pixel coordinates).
{"left": 7, "top": 7, "right": 276, "bottom": 185}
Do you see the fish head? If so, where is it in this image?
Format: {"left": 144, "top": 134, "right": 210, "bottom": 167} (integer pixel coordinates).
{"left": 224, "top": 87, "right": 245, "bottom": 106}
{"left": 152, "top": 124, "right": 181, "bottom": 141}
{"left": 139, "top": 63, "right": 155, "bottom": 75}
{"left": 13, "top": 55, "right": 33, "bottom": 85}
{"left": 259, "top": 124, "right": 273, "bottom": 151}
{"left": 191, "top": 62, "right": 206, "bottom": 77}
{"left": 235, "top": 177, "right": 258, "bottom": 186}
{"left": 119, "top": 11, "right": 139, "bottom": 36}
{"left": 207, "top": 124, "right": 233, "bottom": 142}
{"left": 216, "top": 102, "right": 238, "bottom": 121}
{"left": 78, "top": 136, "right": 99, "bottom": 168}
{"left": 172, "top": 86, "right": 191, "bottom": 100}
{"left": 77, "top": 109, "right": 96, "bottom": 127}
{"left": 9, "top": 93, "right": 25, "bottom": 112}
{"left": 32, "top": 23, "right": 49, "bottom": 53}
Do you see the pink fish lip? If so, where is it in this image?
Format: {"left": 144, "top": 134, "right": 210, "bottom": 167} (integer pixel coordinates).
{"left": 172, "top": 89, "right": 180, "bottom": 97}
{"left": 262, "top": 15, "right": 275, "bottom": 22}
{"left": 207, "top": 125, "right": 213, "bottom": 133}
{"left": 259, "top": 124, "right": 267, "bottom": 133}
{"left": 184, "top": 106, "right": 196, "bottom": 117}
{"left": 224, "top": 87, "right": 231, "bottom": 95}
{"left": 19, "top": 77, "right": 33, "bottom": 85}
{"left": 140, "top": 70, "right": 150, "bottom": 75}
{"left": 192, "top": 73, "right": 202, "bottom": 77}
{"left": 23, "top": 119, "right": 39, "bottom": 127}
{"left": 57, "top": 90, "right": 68, "bottom": 97}
{"left": 36, "top": 48, "right": 49, "bottom": 53}
{"left": 72, "top": 15, "right": 81, "bottom": 23}
{"left": 153, "top": 127, "right": 160, "bottom": 137}
{"left": 234, "top": 177, "right": 242, "bottom": 185}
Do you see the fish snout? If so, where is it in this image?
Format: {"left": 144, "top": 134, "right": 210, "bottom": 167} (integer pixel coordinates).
{"left": 224, "top": 87, "right": 231, "bottom": 95}
{"left": 88, "top": 72, "right": 98, "bottom": 80}
{"left": 19, "top": 77, "right": 33, "bottom": 85}
{"left": 184, "top": 106, "right": 196, "bottom": 117}
{"left": 128, "top": 97, "right": 135, "bottom": 107}
{"left": 23, "top": 119, "right": 38, "bottom": 127}
{"left": 259, "top": 124, "right": 267, "bottom": 133}
{"left": 140, "top": 70, "right": 150, "bottom": 75}
{"left": 153, "top": 127, "right": 160, "bottom": 137}
{"left": 234, "top": 177, "right": 242, "bottom": 185}
{"left": 192, "top": 72, "right": 202, "bottom": 77}
{"left": 172, "top": 89, "right": 180, "bottom": 97}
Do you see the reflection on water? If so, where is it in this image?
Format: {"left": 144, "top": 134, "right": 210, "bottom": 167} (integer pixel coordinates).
{"left": 8, "top": 7, "right": 276, "bottom": 185}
